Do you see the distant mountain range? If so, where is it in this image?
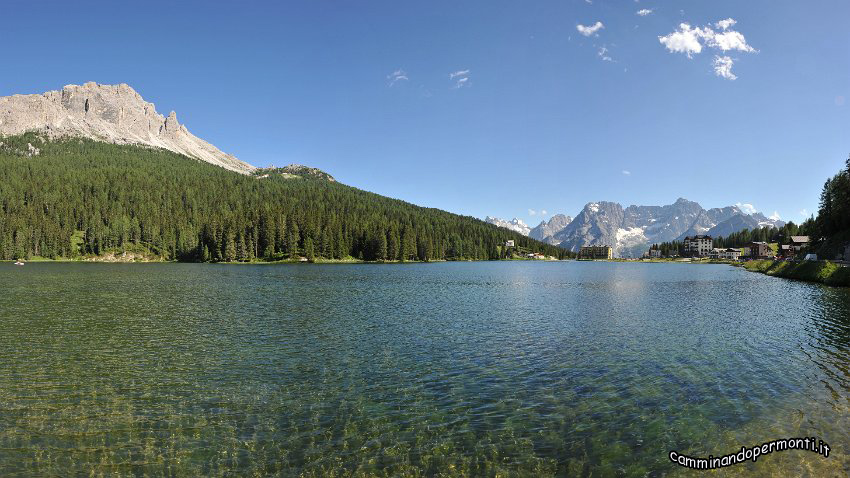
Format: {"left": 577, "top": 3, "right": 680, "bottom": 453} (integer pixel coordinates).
{"left": 484, "top": 217, "right": 532, "bottom": 236}
{"left": 484, "top": 214, "right": 575, "bottom": 246}
{"left": 486, "top": 198, "right": 785, "bottom": 257}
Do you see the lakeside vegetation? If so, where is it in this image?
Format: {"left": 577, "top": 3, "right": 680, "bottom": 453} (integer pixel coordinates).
{"left": 0, "top": 134, "right": 570, "bottom": 262}
{"left": 742, "top": 260, "right": 850, "bottom": 287}
{"left": 812, "top": 155, "right": 850, "bottom": 258}
{"left": 650, "top": 222, "right": 812, "bottom": 257}
{"left": 739, "top": 155, "right": 850, "bottom": 287}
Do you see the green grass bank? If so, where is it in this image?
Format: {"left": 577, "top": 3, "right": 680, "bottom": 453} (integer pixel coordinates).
{"left": 742, "top": 260, "right": 850, "bottom": 287}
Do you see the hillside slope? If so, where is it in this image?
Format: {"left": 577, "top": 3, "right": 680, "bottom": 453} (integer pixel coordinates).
{"left": 0, "top": 134, "right": 567, "bottom": 261}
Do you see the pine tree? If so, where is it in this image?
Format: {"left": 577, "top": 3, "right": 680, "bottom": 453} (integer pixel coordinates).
{"left": 377, "top": 228, "right": 388, "bottom": 261}
{"left": 288, "top": 221, "right": 301, "bottom": 260}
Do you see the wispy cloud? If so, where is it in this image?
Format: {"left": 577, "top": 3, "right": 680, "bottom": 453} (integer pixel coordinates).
{"left": 449, "top": 69, "right": 471, "bottom": 88}
{"left": 577, "top": 21, "right": 604, "bottom": 37}
{"left": 713, "top": 55, "right": 737, "bottom": 80}
{"left": 528, "top": 209, "right": 537, "bottom": 216}
{"left": 715, "top": 18, "right": 737, "bottom": 31}
{"left": 622, "top": 170, "right": 631, "bottom": 176}
{"left": 541, "top": 209, "right": 548, "bottom": 216}
{"left": 386, "top": 69, "right": 408, "bottom": 86}
{"left": 769, "top": 211, "right": 782, "bottom": 221}
{"left": 598, "top": 46, "right": 613, "bottom": 62}
{"left": 658, "top": 19, "right": 756, "bottom": 79}
{"left": 636, "top": 9, "right": 653, "bottom": 16}
{"left": 735, "top": 202, "right": 757, "bottom": 214}
{"left": 799, "top": 208, "right": 809, "bottom": 217}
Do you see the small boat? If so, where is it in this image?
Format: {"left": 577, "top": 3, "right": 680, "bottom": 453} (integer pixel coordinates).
{"left": 14, "top": 261, "right": 25, "bottom": 266}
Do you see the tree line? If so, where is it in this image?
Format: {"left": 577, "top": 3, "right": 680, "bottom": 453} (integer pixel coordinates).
{"left": 649, "top": 221, "right": 813, "bottom": 256}
{"left": 0, "top": 134, "right": 570, "bottom": 262}
{"left": 813, "top": 155, "right": 850, "bottom": 256}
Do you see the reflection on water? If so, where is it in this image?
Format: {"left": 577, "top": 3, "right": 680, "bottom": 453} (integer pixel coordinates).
{"left": 0, "top": 262, "right": 848, "bottom": 476}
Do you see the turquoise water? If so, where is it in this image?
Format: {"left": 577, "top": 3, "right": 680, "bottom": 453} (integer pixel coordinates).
{"left": 0, "top": 261, "right": 848, "bottom": 476}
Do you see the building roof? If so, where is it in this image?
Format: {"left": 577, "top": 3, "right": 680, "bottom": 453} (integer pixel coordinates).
{"left": 780, "top": 244, "right": 792, "bottom": 250}
{"left": 790, "top": 236, "right": 810, "bottom": 243}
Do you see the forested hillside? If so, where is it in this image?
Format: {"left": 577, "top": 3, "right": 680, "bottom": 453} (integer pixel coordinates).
{"left": 0, "top": 134, "right": 568, "bottom": 262}
{"left": 814, "top": 155, "right": 850, "bottom": 256}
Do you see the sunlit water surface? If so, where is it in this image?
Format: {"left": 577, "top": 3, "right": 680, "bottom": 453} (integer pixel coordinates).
{"left": 1, "top": 262, "right": 849, "bottom": 476}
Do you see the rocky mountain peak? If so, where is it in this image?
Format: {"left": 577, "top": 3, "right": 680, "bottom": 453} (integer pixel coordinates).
{"left": 0, "top": 82, "right": 255, "bottom": 174}
{"left": 486, "top": 198, "right": 784, "bottom": 257}
{"left": 529, "top": 214, "right": 573, "bottom": 245}
{"left": 484, "top": 216, "right": 531, "bottom": 235}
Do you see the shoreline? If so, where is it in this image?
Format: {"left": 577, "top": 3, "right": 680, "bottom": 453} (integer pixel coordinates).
{"left": 740, "top": 259, "right": 850, "bottom": 287}
{"left": 3, "top": 257, "right": 564, "bottom": 265}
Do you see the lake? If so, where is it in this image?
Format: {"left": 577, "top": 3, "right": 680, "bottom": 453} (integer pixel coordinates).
{"left": 0, "top": 261, "right": 848, "bottom": 476}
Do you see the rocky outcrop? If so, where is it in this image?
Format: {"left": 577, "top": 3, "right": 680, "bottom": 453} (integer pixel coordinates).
{"left": 254, "top": 164, "right": 336, "bottom": 182}
{"left": 529, "top": 214, "right": 572, "bottom": 245}
{"left": 0, "top": 82, "right": 255, "bottom": 174}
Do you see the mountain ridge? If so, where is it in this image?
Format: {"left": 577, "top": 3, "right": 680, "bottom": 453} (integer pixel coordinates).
{"left": 486, "top": 198, "right": 785, "bottom": 257}
{"left": 0, "top": 82, "right": 254, "bottom": 174}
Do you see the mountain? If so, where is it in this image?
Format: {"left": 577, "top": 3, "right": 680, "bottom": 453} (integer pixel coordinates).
{"left": 552, "top": 198, "right": 785, "bottom": 258}
{"left": 0, "top": 133, "right": 568, "bottom": 261}
{"left": 554, "top": 201, "right": 627, "bottom": 254}
{"left": 484, "top": 216, "right": 531, "bottom": 236}
{"left": 704, "top": 213, "right": 785, "bottom": 239}
{"left": 0, "top": 82, "right": 254, "bottom": 174}
{"left": 529, "top": 214, "right": 572, "bottom": 245}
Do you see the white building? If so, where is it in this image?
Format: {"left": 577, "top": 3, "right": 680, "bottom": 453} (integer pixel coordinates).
{"left": 720, "top": 248, "right": 741, "bottom": 260}
{"left": 683, "top": 235, "right": 713, "bottom": 257}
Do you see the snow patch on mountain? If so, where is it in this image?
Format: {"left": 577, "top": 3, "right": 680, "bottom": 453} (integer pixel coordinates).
{"left": 484, "top": 216, "right": 531, "bottom": 236}
{"left": 616, "top": 227, "right": 648, "bottom": 256}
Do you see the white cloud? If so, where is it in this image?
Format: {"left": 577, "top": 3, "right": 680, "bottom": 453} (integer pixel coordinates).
{"left": 449, "top": 69, "right": 470, "bottom": 88}
{"left": 386, "top": 69, "right": 408, "bottom": 86}
{"left": 658, "top": 23, "right": 710, "bottom": 57}
{"left": 715, "top": 18, "right": 737, "bottom": 30}
{"left": 769, "top": 211, "right": 782, "bottom": 221}
{"left": 541, "top": 209, "right": 548, "bottom": 216}
{"left": 598, "top": 46, "right": 613, "bottom": 61}
{"left": 659, "top": 19, "right": 756, "bottom": 78}
{"left": 735, "top": 202, "right": 757, "bottom": 214}
{"left": 709, "top": 30, "right": 756, "bottom": 53}
{"left": 636, "top": 9, "right": 653, "bottom": 16}
{"left": 577, "top": 21, "right": 604, "bottom": 37}
{"left": 713, "top": 55, "right": 737, "bottom": 80}
{"left": 622, "top": 170, "right": 631, "bottom": 175}
{"left": 528, "top": 209, "right": 537, "bottom": 216}
{"left": 799, "top": 208, "right": 809, "bottom": 217}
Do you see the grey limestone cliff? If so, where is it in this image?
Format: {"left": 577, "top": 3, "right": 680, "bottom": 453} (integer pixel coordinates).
{"left": 0, "top": 82, "right": 255, "bottom": 174}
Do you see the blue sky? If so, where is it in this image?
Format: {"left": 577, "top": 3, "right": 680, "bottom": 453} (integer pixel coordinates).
{"left": 2, "top": 0, "right": 848, "bottom": 225}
